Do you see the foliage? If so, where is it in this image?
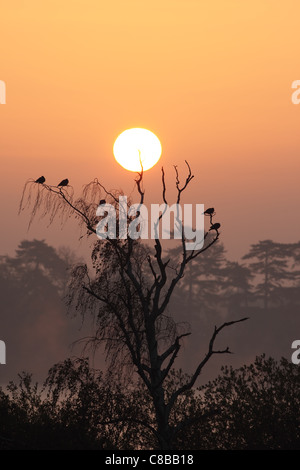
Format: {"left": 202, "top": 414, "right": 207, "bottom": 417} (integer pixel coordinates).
{"left": 242, "top": 240, "right": 300, "bottom": 309}
{"left": 196, "top": 355, "right": 300, "bottom": 449}
{"left": 1, "top": 355, "right": 299, "bottom": 450}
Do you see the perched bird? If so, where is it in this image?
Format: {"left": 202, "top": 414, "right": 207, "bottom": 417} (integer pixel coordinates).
{"left": 209, "top": 223, "right": 221, "bottom": 232}
{"left": 204, "top": 207, "right": 215, "bottom": 215}
{"left": 35, "top": 176, "right": 45, "bottom": 184}
{"left": 99, "top": 199, "right": 106, "bottom": 205}
{"left": 57, "top": 178, "right": 69, "bottom": 187}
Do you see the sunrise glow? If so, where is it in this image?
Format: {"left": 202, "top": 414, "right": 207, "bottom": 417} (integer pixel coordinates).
{"left": 113, "top": 128, "right": 162, "bottom": 172}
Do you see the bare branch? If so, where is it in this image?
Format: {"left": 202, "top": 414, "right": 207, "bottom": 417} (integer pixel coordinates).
{"left": 167, "top": 317, "right": 249, "bottom": 412}
{"left": 152, "top": 160, "right": 196, "bottom": 318}
{"left": 135, "top": 152, "right": 144, "bottom": 205}
{"left": 174, "top": 160, "right": 194, "bottom": 204}
{"left": 187, "top": 231, "right": 220, "bottom": 262}
{"left": 147, "top": 255, "right": 158, "bottom": 282}
{"left": 158, "top": 333, "right": 191, "bottom": 385}
{"left": 161, "top": 167, "right": 168, "bottom": 205}
{"left": 159, "top": 333, "right": 191, "bottom": 365}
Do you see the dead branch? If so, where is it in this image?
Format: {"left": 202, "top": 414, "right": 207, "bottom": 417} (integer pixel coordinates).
{"left": 167, "top": 317, "right": 249, "bottom": 413}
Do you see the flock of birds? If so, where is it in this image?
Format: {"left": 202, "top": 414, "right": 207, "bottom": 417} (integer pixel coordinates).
{"left": 204, "top": 207, "right": 221, "bottom": 234}
{"left": 35, "top": 175, "right": 106, "bottom": 206}
{"left": 34, "top": 176, "right": 220, "bottom": 233}
{"left": 35, "top": 176, "right": 69, "bottom": 187}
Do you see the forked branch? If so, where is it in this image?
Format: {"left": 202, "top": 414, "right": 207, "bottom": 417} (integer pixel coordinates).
{"left": 167, "top": 317, "right": 249, "bottom": 412}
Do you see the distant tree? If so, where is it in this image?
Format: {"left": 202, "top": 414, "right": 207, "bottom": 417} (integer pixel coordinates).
{"left": 291, "top": 242, "right": 300, "bottom": 293}
{"left": 167, "top": 242, "right": 227, "bottom": 317}
{"left": 19, "top": 163, "right": 247, "bottom": 449}
{"left": 1, "top": 239, "right": 70, "bottom": 336}
{"left": 242, "top": 240, "right": 300, "bottom": 309}
{"left": 223, "top": 261, "right": 253, "bottom": 312}
{"left": 5, "top": 239, "right": 69, "bottom": 294}
{"left": 0, "top": 240, "right": 83, "bottom": 381}
{"left": 167, "top": 247, "right": 253, "bottom": 322}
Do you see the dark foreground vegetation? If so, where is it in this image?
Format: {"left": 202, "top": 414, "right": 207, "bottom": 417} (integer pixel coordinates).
{"left": 0, "top": 355, "right": 299, "bottom": 450}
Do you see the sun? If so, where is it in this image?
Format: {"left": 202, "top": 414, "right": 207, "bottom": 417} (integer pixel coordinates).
{"left": 113, "top": 128, "right": 162, "bottom": 172}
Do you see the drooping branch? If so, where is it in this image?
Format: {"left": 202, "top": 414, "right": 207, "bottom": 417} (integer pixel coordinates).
{"left": 116, "top": 312, "right": 151, "bottom": 390}
{"left": 89, "top": 178, "right": 120, "bottom": 205}
{"left": 56, "top": 187, "right": 96, "bottom": 233}
{"left": 19, "top": 181, "right": 98, "bottom": 234}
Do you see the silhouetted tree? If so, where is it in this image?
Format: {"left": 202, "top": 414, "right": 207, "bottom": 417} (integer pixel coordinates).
{"left": 19, "top": 163, "right": 247, "bottom": 449}
{"left": 242, "top": 240, "right": 300, "bottom": 310}
{"left": 5, "top": 239, "right": 69, "bottom": 293}
{"left": 0, "top": 240, "right": 84, "bottom": 384}
{"left": 223, "top": 261, "right": 253, "bottom": 312}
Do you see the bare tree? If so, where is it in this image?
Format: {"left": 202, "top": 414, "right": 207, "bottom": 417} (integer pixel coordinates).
{"left": 20, "top": 164, "right": 248, "bottom": 449}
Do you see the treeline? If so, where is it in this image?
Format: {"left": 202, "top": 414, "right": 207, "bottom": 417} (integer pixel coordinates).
{"left": 0, "top": 240, "right": 87, "bottom": 383}
{"left": 0, "top": 355, "right": 299, "bottom": 450}
{"left": 168, "top": 239, "right": 300, "bottom": 314}
{"left": 1, "top": 238, "right": 300, "bottom": 384}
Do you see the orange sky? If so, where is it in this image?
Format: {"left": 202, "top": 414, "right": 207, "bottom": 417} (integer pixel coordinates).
{"left": 1, "top": 0, "right": 300, "bottom": 259}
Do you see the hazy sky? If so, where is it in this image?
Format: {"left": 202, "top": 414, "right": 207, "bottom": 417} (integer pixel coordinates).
{"left": 1, "top": 1, "right": 300, "bottom": 259}
{"left": 2, "top": 1, "right": 300, "bottom": 389}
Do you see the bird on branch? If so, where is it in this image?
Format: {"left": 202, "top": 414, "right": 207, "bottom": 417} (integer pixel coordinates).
{"left": 204, "top": 207, "right": 215, "bottom": 216}
{"left": 209, "top": 222, "right": 221, "bottom": 233}
{"left": 57, "top": 179, "right": 69, "bottom": 187}
{"left": 35, "top": 176, "right": 45, "bottom": 184}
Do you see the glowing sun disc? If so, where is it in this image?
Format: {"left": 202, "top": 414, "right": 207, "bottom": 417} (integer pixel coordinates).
{"left": 113, "top": 128, "right": 162, "bottom": 172}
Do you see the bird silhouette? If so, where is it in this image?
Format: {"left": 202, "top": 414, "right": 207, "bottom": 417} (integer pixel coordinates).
{"left": 209, "top": 223, "right": 221, "bottom": 232}
{"left": 204, "top": 207, "right": 215, "bottom": 215}
{"left": 57, "top": 179, "right": 69, "bottom": 187}
{"left": 99, "top": 199, "right": 106, "bottom": 205}
{"left": 35, "top": 176, "right": 45, "bottom": 184}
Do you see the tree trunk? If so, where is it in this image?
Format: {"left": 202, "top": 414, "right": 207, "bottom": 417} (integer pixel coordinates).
{"left": 153, "top": 393, "right": 174, "bottom": 450}
{"left": 146, "top": 316, "right": 174, "bottom": 449}
{"left": 157, "top": 420, "right": 173, "bottom": 450}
